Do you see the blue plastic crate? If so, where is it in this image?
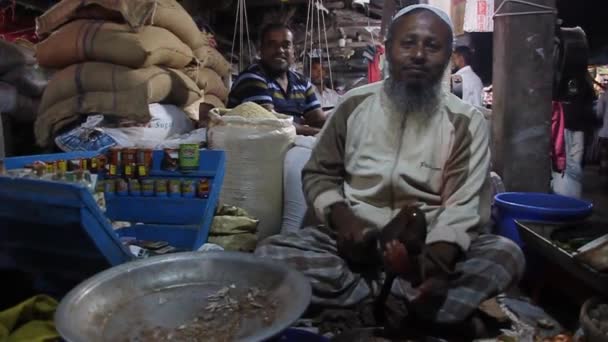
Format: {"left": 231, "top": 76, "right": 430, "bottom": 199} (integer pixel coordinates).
{"left": 0, "top": 149, "right": 225, "bottom": 295}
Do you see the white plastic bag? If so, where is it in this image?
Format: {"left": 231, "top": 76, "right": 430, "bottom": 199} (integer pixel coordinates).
{"left": 208, "top": 109, "right": 296, "bottom": 240}
{"left": 103, "top": 103, "right": 194, "bottom": 147}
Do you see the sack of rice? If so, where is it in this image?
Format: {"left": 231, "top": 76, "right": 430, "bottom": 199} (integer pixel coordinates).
{"left": 0, "top": 40, "right": 36, "bottom": 74}
{"left": 36, "top": 62, "right": 201, "bottom": 147}
{"left": 204, "top": 95, "right": 226, "bottom": 109}
{"left": 184, "top": 67, "right": 228, "bottom": 101}
{"left": 36, "top": 0, "right": 205, "bottom": 49}
{"left": 208, "top": 105, "right": 295, "bottom": 239}
{"left": 36, "top": 20, "right": 194, "bottom": 69}
{"left": 193, "top": 46, "right": 231, "bottom": 78}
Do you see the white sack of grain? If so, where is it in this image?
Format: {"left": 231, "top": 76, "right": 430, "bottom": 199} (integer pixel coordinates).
{"left": 207, "top": 103, "right": 295, "bottom": 239}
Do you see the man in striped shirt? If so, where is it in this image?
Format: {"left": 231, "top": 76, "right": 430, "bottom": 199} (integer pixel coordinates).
{"left": 227, "top": 23, "right": 326, "bottom": 136}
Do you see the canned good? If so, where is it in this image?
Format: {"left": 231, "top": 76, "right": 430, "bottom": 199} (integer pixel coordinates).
{"left": 98, "top": 155, "right": 108, "bottom": 173}
{"left": 197, "top": 178, "right": 210, "bottom": 198}
{"left": 137, "top": 164, "right": 148, "bottom": 178}
{"left": 169, "top": 179, "right": 181, "bottom": 197}
{"left": 95, "top": 180, "right": 105, "bottom": 193}
{"left": 46, "top": 161, "right": 56, "bottom": 174}
{"left": 34, "top": 163, "right": 46, "bottom": 177}
{"left": 137, "top": 149, "right": 154, "bottom": 168}
{"left": 109, "top": 147, "right": 122, "bottom": 166}
{"left": 57, "top": 160, "right": 68, "bottom": 173}
{"left": 65, "top": 172, "right": 76, "bottom": 182}
{"left": 109, "top": 164, "right": 118, "bottom": 177}
{"left": 90, "top": 157, "right": 99, "bottom": 172}
{"left": 129, "top": 179, "right": 141, "bottom": 196}
{"left": 80, "top": 159, "right": 89, "bottom": 171}
{"left": 141, "top": 179, "right": 154, "bottom": 197}
{"left": 124, "top": 163, "right": 136, "bottom": 179}
{"left": 155, "top": 179, "right": 168, "bottom": 197}
{"left": 116, "top": 179, "right": 129, "bottom": 196}
{"left": 162, "top": 149, "right": 179, "bottom": 171}
{"left": 179, "top": 144, "right": 199, "bottom": 171}
{"left": 104, "top": 179, "right": 116, "bottom": 194}
{"left": 123, "top": 148, "right": 137, "bottom": 165}
{"left": 181, "top": 180, "right": 195, "bottom": 198}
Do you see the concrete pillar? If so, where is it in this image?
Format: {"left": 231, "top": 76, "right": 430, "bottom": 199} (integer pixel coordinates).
{"left": 491, "top": 0, "right": 556, "bottom": 192}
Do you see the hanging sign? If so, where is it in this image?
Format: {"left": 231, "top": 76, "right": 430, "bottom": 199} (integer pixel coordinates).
{"left": 464, "top": 0, "right": 495, "bottom": 32}
{"left": 452, "top": 0, "right": 467, "bottom": 36}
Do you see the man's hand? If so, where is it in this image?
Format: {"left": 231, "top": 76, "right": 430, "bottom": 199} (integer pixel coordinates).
{"left": 330, "top": 202, "right": 376, "bottom": 264}
{"left": 295, "top": 123, "right": 320, "bottom": 136}
{"left": 383, "top": 240, "right": 411, "bottom": 275}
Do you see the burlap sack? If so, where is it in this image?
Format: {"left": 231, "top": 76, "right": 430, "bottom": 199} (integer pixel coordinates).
{"left": 36, "top": 20, "right": 194, "bottom": 69}
{"left": 194, "top": 46, "right": 231, "bottom": 78}
{"left": 36, "top": 0, "right": 154, "bottom": 35}
{"left": 182, "top": 94, "right": 228, "bottom": 121}
{"left": 36, "top": 0, "right": 204, "bottom": 49}
{"left": 0, "top": 40, "right": 36, "bottom": 74}
{"left": 204, "top": 95, "right": 226, "bottom": 109}
{"left": 36, "top": 62, "right": 201, "bottom": 146}
{"left": 184, "top": 67, "right": 228, "bottom": 101}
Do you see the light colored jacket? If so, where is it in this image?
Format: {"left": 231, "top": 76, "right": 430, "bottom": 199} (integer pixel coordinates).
{"left": 303, "top": 82, "right": 491, "bottom": 252}
{"left": 455, "top": 66, "right": 484, "bottom": 107}
{"left": 596, "top": 91, "right": 608, "bottom": 138}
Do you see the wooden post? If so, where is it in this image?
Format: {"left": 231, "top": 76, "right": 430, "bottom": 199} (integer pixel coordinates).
{"left": 491, "top": 0, "right": 556, "bottom": 192}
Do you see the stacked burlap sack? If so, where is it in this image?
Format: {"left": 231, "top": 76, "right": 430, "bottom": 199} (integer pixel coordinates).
{"left": 0, "top": 39, "right": 53, "bottom": 124}
{"left": 34, "top": 0, "right": 231, "bottom": 147}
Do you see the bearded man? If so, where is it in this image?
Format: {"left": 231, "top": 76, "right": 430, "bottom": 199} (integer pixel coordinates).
{"left": 254, "top": 4, "right": 525, "bottom": 337}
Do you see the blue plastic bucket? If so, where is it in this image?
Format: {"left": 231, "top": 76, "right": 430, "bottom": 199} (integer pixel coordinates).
{"left": 493, "top": 192, "right": 593, "bottom": 247}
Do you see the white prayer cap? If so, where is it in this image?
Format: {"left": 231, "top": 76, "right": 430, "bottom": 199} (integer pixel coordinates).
{"left": 391, "top": 4, "right": 455, "bottom": 37}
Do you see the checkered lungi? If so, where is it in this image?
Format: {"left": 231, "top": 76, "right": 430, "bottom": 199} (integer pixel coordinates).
{"left": 254, "top": 226, "right": 525, "bottom": 323}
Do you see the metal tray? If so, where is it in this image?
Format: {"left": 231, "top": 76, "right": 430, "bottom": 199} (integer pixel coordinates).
{"left": 516, "top": 220, "right": 608, "bottom": 295}
{"left": 55, "top": 252, "right": 311, "bottom": 342}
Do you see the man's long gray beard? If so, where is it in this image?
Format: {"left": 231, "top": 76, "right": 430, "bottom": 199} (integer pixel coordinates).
{"left": 383, "top": 78, "right": 442, "bottom": 116}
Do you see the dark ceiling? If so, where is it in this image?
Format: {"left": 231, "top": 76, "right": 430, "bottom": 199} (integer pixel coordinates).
{"left": 556, "top": 0, "right": 608, "bottom": 63}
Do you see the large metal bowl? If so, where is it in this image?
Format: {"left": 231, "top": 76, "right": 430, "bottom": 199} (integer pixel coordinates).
{"left": 55, "top": 251, "right": 311, "bottom": 341}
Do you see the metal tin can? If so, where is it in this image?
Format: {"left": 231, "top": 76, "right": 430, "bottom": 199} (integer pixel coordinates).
{"left": 197, "top": 178, "right": 210, "bottom": 198}
{"left": 155, "top": 179, "right": 168, "bottom": 197}
{"left": 65, "top": 172, "right": 76, "bottom": 182}
{"left": 124, "top": 163, "right": 136, "bottom": 179}
{"left": 141, "top": 179, "right": 154, "bottom": 197}
{"left": 162, "top": 149, "right": 179, "bottom": 171}
{"left": 129, "top": 179, "right": 141, "bottom": 196}
{"left": 169, "top": 179, "right": 181, "bottom": 197}
{"left": 137, "top": 149, "right": 154, "bottom": 168}
{"left": 137, "top": 164, "right": 148, "bottom": 178}
{"left": 181, "top": 180, "right": 195, "bottom": 198}
{"left": 178, "top": 144, "right": 199, "bottom": 171}
{"left": 116, "top": 179, "right": 129, "bottom": 196}
{"left": 123, "top": 148, "right": 137, "bottom": 165}
{"left": 109, "top": 148, "right": 122, "bottom": 166}
{"left": 80, "top": 158, "right": 89, "bottom": 171}
{"left": 90, "top": 157, "right": 99, "bottom": 172}
{"left": 95, "top": 180, "right": 105, "bottom": 193}
{"left": 46, "top": 161, "right": 56, "bottom": 174}
{"left": 57, "top": 160, "right": 68, "bottom": 173}
{"left": 108, "top": 164, "right": 118, "bottom": 177}
{"left": 104, "top": 179, "right": 116, "bottom": 194}
{"left": 98, "top": 155, "right": 108, "bottom": 173}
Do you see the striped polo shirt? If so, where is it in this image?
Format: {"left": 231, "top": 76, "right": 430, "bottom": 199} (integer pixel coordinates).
{"left": 227, "top": 64, "right": 321, "bottom": 123}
